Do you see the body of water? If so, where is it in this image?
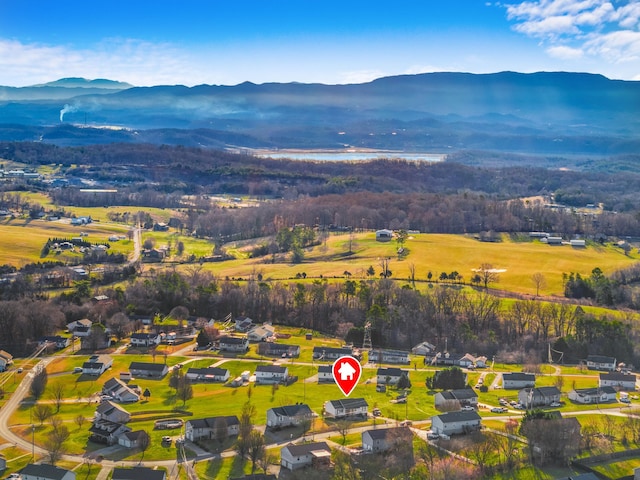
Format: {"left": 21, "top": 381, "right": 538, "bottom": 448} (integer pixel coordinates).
{"left": 253, "top": 151, "right": 446, "bottom": 162}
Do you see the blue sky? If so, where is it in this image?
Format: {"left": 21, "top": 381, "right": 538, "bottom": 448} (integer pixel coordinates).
{"left": 0, "top": 0, "right": 639, "bottom": 86}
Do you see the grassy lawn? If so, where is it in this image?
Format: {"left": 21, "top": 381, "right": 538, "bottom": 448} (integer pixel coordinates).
{"left": 591, "top": 456, "right": 640, "bottom": 478}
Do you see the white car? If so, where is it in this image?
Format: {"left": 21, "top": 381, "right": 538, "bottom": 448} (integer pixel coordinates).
{"left": 549, "top": 402, "right": 561, "bottom": 407}
{"left": 461, "top": 405, "right": 475, "bottom": 411}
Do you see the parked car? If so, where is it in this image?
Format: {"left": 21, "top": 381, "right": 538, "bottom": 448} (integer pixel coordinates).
{"left": 162, "top": 436, "right": 172, "bottom": 443}
{"left": 491, "top": 407, "right": 504, "bottom": 413}
{"left": 400, "top": 420, "right": 413, "bottom": 426}
{"left": 549, "top": 402, "right": 561, "bottom": 407}
{"left": 461, "top": 406, "right": 475, "bottom": 411}
{"left": 499, "top": 399, "right": 508, "bottom": 406}
{"left": 17, "top": 367, "right": 23, "bottom": 373}
{"left": 372, "top": 408, "right": 382, "bottom": 417}
{"left": 427, "top": 431, "right": 440, "bottom": 440}
{"left": 514, "top": 403, "right": 525, "bottom": 409}
{"left": 73, "top": 367, "right": 83, "bottom": 373}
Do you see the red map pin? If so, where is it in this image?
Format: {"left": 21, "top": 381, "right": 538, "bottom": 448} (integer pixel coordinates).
{"left": 332, "top": 355, "right": 362, "bottom": 397}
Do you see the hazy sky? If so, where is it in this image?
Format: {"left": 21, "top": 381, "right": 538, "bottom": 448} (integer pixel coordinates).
{"left": 1, "top": 0, "right": 639, "bottom": 86}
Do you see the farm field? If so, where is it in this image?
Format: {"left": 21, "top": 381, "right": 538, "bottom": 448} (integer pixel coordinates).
{"left": 194, "top": 232, "right": 638, "bottom": 296}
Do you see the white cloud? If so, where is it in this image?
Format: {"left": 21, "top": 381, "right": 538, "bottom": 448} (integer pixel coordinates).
{"left": 0, "top": 38, "right": 224, "bottom": 87}
{"left": 547, "top": 44, "right": 585, "bottom": 59}
{"left": 504, "top": 0, "right": 640, "bottom": 75}
{"left": 339, "top": 69, "right": 388, "bottom": 84}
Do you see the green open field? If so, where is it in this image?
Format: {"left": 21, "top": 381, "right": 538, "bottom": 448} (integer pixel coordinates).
{"left": 194, "top": 232, "right": 638, "bottom": 296}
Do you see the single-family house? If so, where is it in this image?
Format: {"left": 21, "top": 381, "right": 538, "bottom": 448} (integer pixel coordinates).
{"left": 368, "top": 349, "right": 411, "bottom": 365}
{"left": 257, "top": 343, "right": 301, "bottom": 358}
{"left": 376, "top": 367, "right": 409, "bottom": 386}
{"left": 362, "top": 427, "right": 413, "bottom": 453}
{"left": 313, "top": 346, "right": 353, "bottom": 361}
{"left": 247, "top": 324, "right": 275, "bottom": 343}
{"left": 118, "top": 430, "right": 148, "bottom": 449}
{"left": 375, "top": 229, "right": 393, "bottom": 242}
{"left": 153, "top": 222, "right": 169, "bottom": 232}
{"left": 39, "top": 335, "right": 71, "bottom": 349}
{"left": 219, "top": 336, "right": 249, "bottom": 353}
{"left": 130, "top": 332, "right": 161, "bottom": 347}
{"left": 95, "top": 400, "right": 131, "bottom": 424}
{"left": 502, "top": 372, "right": 536, "bottom": 389}
{"left": 412, "top": 341, "right": 436, "bottom": 356}
{"left": 102, "top": 377, "right": 140, "bottom": 403}
{"left": 185, "top": 415, "right": 240, "bottom": 441}
{"left": 89, "top": 419, "right": 131, "bottom": 445}
{"left": 266, "top": 404, "right": 313, "bottom": 428}
{"left": 475, "top": 356, "right": 488, "bottom": 368}
{"left": 255, "top": 365, "right": 288, "bottom": 385}
{"left": 568, "top": 386, "right": 617, "bottom": 404}
{"left": 324, "top": 398, "right": 368, "bottom": 419}
{"left": 430, "top": 410, "right": 482, "bottom": 436}
{"left": 128, "top": 362, "right": 168, "bottom": 379}
{"left": 434, "top": 388, "right": 478, "bottom": 410}
{"left": 112, "top": 467, "right": 166, "bottom": 480}
{"left": 73, "top": 326, "right": 91, "bottom": 338}
{"left": 185, "top": 367, "right": 230, "bottom": 383}
{"left": 600, "top": 372, "right": 637, "bottom": 390}
{"left": 280, "top": 442, "right": 332, "bottom": 471}
{"left": 0, "top": 350, "right": 13, "bottom": 372}
{"left": 518, "top": 386, "right": 562, "bottom": 408}
{"left": 67, "top": 318, "right": 93, "bottom": 333}
{"left": 82, "top": 354, "right": 113, "bottom": 376}
{"left": 457, "top": 353, "right": 476, "bottom": 368}
{"left": 20, "top": 464, "right": 76, "bottom": 480}
{"left": 318, "top": 365, "right": 334, "bottom": 383}
{"left": 234, "top": 316, "right": 254, "bottom": 332}
{"left": 586, "top": 355, "right": 617, "bottom": 371}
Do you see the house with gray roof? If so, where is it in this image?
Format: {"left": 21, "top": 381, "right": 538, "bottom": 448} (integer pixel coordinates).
{"left": 255, "top": 365, "right": 288, "bottom": 385}
{"left": 20, "top": 464, "right": 75, "bottom": 480}
{"left": 518, "top": 386, "right": 562, "bottom": 408}
{"left": 280, "top": 442, "right": 331, "bottom": 471}
{"left": 128, "top": 362, "right": 168, "bottom": 379}
{"left": 324, "top": 398, "right": 368, "bottom": 418}
{"left": 185, "top": 367, "right": 230, "bottom": 383}
{"left": 95, "top": 400, "right": 130, "bottom": 424}
{"left": 112, "top": 467, "right": 166, "bottom": 480}
{"left": 376, "top": 367, "right": 409, "bottom": 386}
{"left": 586, "top": 355, "right": 616, "bottom": 371}
{"left": 430, "top": 410, "right": 482, "bottom": 436}
{"left": 568, "top": 386, "right": 617, "bottom": 404}
{"left": 266, "top": 404, "right": 313, "bottom": 428}
{"left": 599, "top": 372, "right": 637, "bottom": 391}
{"left": 185, "top": 415, "right": 240, "bottom": 441}
{"left": 434, "top": 388, "right": 478, "bottom": 410}
{"left": 502, "top": 372, "right": 536, "bottom": 389}
{"left": 362, "top": 426, "right": 413, "bottom": 453}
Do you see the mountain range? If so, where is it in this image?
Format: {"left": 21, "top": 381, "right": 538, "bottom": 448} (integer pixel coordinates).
{"left": 1, "top": 72, "right": 639, "bottom": 155}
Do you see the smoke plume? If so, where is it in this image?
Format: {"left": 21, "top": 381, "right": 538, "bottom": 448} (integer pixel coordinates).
{"left": 59, "top": 104, "right": 77, "bottom": 122}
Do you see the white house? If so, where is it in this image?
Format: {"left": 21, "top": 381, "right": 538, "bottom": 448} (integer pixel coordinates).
{"left": 324, "top": 398, "right": 368, "bottom": 418}
{"left": 247, "top": 324, "right": 275, "bottom": 342}
{"left": 234, "top": 316, "right": 254, "bottom": 332}
{"left": 280, "top": 442, "right": 332, "bottom": 471}
{"left": 318, "top": 365, "right": 334, "bottom": 383}
{"left": 266, "top": 404, "right": 313, "bottom": 428}
{"left": 569, "top": 386, "right": 617, "bottom": 404}
{"left": 599, "top": 372, "right": 637, "bottom": 390}
{"left": 375, "top": 229, "right": 393, "bottom": 242}
{"left": 412, "top": 341, "right": 436, "bottom": 356}
{"left": 430, "top": 410, "right": 482, "bottom": 436}
{"left": 67, "top": 318, "right": 93, "bottom": 333}
{"left": 20, "top": 464, "right": 76, "bottom": 480}
{"left": 89, "top": 419, "right": 131, "bottom": 445}
{"left": 102, "top": 377, "right": 140, "bottom": 403}
{"left": 502, "top": 372, "right": 536, "bottom": 389}
{"left": 185, "top": 415, "right": 240, "bottom": 441}
{"left": 219, "top": 336, "right": 249, "bottom": 352}
{"left": 0, "top": 350, "right": 13, "bottom": 372}
{"left": 128, "top": 362, "right": 168, "bottom": 379}
{"left": 257, "top": 343, "right": 301, "bottom": 358}
{"left": 118, "top": 430, "right": 148, "bottom": 449}
{"left": 586, "top": 355, "right": 617, "bottom": 371}
{"left": 518, "top": 386, "right": 562, "bottom": 408}
{"left": 368, "top": 349, "right": 410, "bottom": 365}
{"left": 185, "top": 367, "right": 230, "bottom": 383}
{"left": 255, "top": 365, "right": 288, "bottom": 385}
{"left": 82, "top": 354, "right": 113, "bottom": 376}
{"left": 434, "top": 388, "right": 478, "bottom": 410}
{"left": 39, "top": 335, "right": 71, "bottom": 349}
{"left": 362, "top": 427, "right": 413, "bottom": 453}
{"left": 313, "top": 346, "right": 353, "bottom": 360}
{"left": 130, "top": 332, "right": 161, "bottom": 347}
{"left": 376, "top": 367, "right": 409, "bottom": 386}
{"left": 95, "top": 400, "right": 131, "bottom": 424}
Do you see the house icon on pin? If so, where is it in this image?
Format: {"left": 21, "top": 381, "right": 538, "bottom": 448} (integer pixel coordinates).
{"left": 338, "top": 361, "right": 356, "bottom": 381}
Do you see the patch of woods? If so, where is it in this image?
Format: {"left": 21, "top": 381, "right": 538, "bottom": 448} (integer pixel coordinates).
{"left": 1, "top": 263, "right": 638, "bottom": 364}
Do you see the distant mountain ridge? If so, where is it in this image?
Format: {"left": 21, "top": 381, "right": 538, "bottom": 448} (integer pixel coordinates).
{"left": 0, "top": 71, "right": 639, "bottom": 155}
